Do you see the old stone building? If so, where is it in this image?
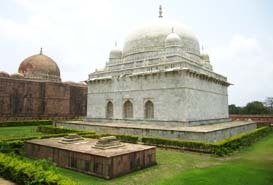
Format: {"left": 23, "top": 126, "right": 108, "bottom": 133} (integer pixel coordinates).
{"left": 0, "top": 49, "right": 87, "bottom": 120}
{"left": 86, "top": 7, "right": 230, "bottom": 126}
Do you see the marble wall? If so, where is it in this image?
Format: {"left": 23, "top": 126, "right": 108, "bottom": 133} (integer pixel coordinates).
{"left": 87, "top": 70, "right": 228, "bottom": 125}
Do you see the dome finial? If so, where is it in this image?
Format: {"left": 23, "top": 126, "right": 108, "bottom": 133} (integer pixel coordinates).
{"left": 40, "top": 47, "right": 43, "bottom": 55}
{"left": 159, "top": 5, "right": 163, "bottom": 18}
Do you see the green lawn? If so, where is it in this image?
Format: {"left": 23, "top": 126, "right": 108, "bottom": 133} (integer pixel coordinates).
{"left": 0, "top": 126, "right": 44, "bottom": 139}
{"left": 56, "top": 132, "right": 273, "bottom": 185}
{"left": 1, "top": 126, "right": 272, "bottom": 185}
{"left": 159, "top": 132, "right": 273, "bottom": 185}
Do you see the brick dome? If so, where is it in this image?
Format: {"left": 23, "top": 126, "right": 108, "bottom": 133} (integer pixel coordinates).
{"left": 18, "top": 49, "right": 61, "bottom": 82}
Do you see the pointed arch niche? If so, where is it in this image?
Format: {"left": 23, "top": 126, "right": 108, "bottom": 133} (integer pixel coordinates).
{"left": 123, "top": 100, "right": 133, "bottom": 118}
{"left": 144, "top": 100, "right": 154, "bottom": 119}
{"left": 106, "top": 101, "right": 113, "bottom": 119}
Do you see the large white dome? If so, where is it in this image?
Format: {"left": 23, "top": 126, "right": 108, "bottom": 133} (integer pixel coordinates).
{"left": 123, "top": 19, "right": 200, "bottom": 57}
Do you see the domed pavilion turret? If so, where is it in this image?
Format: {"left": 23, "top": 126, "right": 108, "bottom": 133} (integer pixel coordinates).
{"left": 0, "top": 71, "right": 10, "bottom": 78}
{"left": 18, "top": 48, "right": 61, "bottom": 82}
{"left": 165, "top": 28, "right": 182, "bottom": 48}
{"left": 10, "top": 73, "right": 24, "bottom": 79}
{"left": 200, "top": 46, "right": 213, "bottom": 70}
{"left": 109, "top": 42, "right": 122, "bottom": 60}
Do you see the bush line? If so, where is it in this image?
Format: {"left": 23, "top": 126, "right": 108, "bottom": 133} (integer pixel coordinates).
{"left": 0, "top": 120, "right": 53, "bottom": 127}
{"left": 1, "top": 125, "right": 271, "bottom": 156}
{"left": 0, "top": 153, "right": 77, "bottom": 185}
{"left": 37, "top": 125, "right": 139, "bottom": 143}
{"left": 36, "top": 125, "right": 95, "bottom": 134}
{"left": 142, "top": 127, "right": 272, "bottom": 156}
{"left": 213, "top": 126, "right": 272, "bottom": 156}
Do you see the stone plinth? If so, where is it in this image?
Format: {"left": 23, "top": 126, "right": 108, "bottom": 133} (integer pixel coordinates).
{"left": 56, "top": 121, "right": 257, "bottom": 143}
{"left": 25, "top": 137, "right": 156, "bottom": 179}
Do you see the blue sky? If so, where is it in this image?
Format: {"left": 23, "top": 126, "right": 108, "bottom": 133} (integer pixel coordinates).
{"left": 0, "top": 0, "right": 273, "bottom": 106}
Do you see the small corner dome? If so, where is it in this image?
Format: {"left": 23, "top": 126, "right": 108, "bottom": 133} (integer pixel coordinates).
{"left": 18, "top": 49, "right": 61, "bottom": 82}
{"left": 165, "top": 30, "right": 181, "bottom": 47}
{"left": 200, "top": 49, "right": 210, "bottom": 61}
{"left": 10, "top": 73, "right": 24, "bottom": 79}
{"left": 109, "top": 44, "right": 122, "bottom": 59}
{"left": 0, "top": 71, "right": 10, "bottom": 77}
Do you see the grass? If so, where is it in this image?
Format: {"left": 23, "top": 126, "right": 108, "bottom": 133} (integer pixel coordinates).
{"left": 56, "top": 132, "right": 273, "bottom": 185}
{"left": 0, "top": 126, "right": 44, "bottom": 139}
{"left": 159, "top": 132, "right": 273, "bottom": 185}
{"left": 159, "top": 162, "right": 273, "bottom": 185}
{"left": 1, "top": 126, "right": 272, "bottom": 185}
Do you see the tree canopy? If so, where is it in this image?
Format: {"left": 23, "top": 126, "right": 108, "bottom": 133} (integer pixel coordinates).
{"left": 229, "top": 100, "right": 271, "bottom": 114}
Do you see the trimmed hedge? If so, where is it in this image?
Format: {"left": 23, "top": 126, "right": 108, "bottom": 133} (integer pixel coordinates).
{"left": 0, "top": 140, "right": 24, "bottom": 154}
{"left": 142, "top": 137, "right": 213, "bottom": 153}
{"left": 0, "top": 135, "right": 69, "bottom": 154}
{"left": 37, "top": 125, "right": 80, "bottom": 134}
{"left": 37, "top": 126, "right": 139, "bottom": 143}
{"left": 142, "top": 127, "right": 272, "bottom": 156}
{"left": 0, "top": 153, "right": 77, "bottom": 185}
{"left": 213, "top": 126, "right": 272, "bottom": 156}
{"left": 0, "top": 120, "right": 52, "bottom": 127}
{"left": 37, "top": 125, "right": 96, "bottom": 135}
{"left": 115, "top": 134, "right": 139, "bottom": 143}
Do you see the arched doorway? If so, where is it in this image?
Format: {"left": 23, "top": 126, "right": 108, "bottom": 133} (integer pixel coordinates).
{"left": 106, "top": 101, "right": 113, "bottom": 118}
{"left": 145, "top": 100, "right": 154, "bottom": 119}
{"left": 123, "top": 100, "right": 133, "bottom": 118}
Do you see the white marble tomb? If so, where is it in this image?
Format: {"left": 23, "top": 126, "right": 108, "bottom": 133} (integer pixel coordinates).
{"left": 87, "top": 7, "right": 231, "bottom": 126}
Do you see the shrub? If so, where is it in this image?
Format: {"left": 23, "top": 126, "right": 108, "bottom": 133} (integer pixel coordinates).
{"left": 0, "top": 140, "right": 24, "bottom": 154}
{"left": 142, "top": 127, "right": 272, "bottom": 156}
{"left": 213, "top": 126, "right": 272, "bottom": 156}
{"left": 37, "top": 125, "right": 96, "bottom": 135}
{"left": 37, "top": 126, "right": 139, "bottom": 143}
{"left": 115, "top": 134, "right": 139, "bottom": 143}
{"left": 81, "top": 133, "right": 101, "bottom": 139}
{"left": 0, "top": 153, "right": 77, "bottom": 185}
{"left": 142, "top": 137, "right": 214, "bottom": 153}
{"left": 37, "top": 125, "right": 78, "bottom": 134}
{"left": 0, "top": 120, "right": 52, "bottom": 127}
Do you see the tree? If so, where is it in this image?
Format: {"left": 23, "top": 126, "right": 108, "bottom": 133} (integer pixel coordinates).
{"left": 241, "top": 101, "right": 270, "bottom": 114}
{"left": 264, "top": 97, "right": 273, "bottom": 113}
{"left": 228, "top": 104, "right": 242, "bottom": 114}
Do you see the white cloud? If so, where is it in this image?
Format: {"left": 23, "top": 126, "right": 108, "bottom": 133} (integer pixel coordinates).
{"left": 210, "top": 34, "right": 273, "bottom": 106}
{"left": 0, "top": 0, "right": 116, "bottom": 81}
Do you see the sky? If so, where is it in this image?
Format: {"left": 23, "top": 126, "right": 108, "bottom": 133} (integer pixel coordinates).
{"left": 0, "top": 0, "right": 273, "bottom": 106}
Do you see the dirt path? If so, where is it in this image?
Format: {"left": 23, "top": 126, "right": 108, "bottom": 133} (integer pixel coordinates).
{"left": 0, "top": 178, "right": 16, "bottom": 185}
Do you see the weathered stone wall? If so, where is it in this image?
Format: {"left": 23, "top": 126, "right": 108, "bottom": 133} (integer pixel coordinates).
{"left": 87, "top": 70, "right": 228, "bottom": 124}
{"left": 230, "top": 114, "right": 273, "bottom": 127}
{"left": 0, "top": 77, "right": 87, "bottom": 120}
